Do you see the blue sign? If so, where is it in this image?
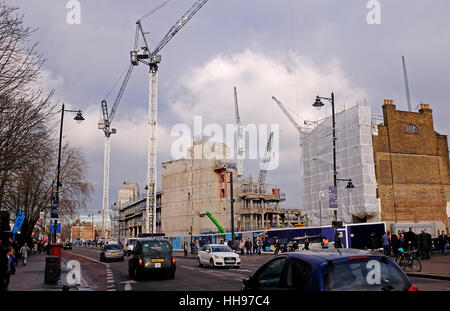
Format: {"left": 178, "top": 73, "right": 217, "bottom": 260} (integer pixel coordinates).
{"left": 329, "top": 186, "right": 338, "bottom": 209}
{"left": 57, "top": 223, "right": 61, "bottom": 234}
{"left": 50, "top": 224, "right": 54, "bottom": 234}
{"left": 11, "top": 209, "right": 26, "bottom": 240}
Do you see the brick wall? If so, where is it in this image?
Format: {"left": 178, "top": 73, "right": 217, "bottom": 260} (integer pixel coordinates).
{"left": 373, "top": 100, "right": 450, "bottom": 232}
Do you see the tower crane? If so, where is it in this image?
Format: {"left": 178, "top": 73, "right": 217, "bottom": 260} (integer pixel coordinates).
{"left": 258, "top": 131, "right": 274, "bottom": 184}
{"left": 234, "top": 87, "right": 245, "bottom": 177}
{"left": 98, "top": 64, "right": 134, "bottom": 237}
{"left": 271, "top": 96, "right": 303, "bottom": 135}
{"left": 131, "top": 0, "right": 210, "bottom": 234}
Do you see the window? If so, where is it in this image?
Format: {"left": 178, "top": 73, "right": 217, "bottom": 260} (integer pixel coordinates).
{"left": 253, "top": 257, "right": 286, "bottom": 288}
{"left": 405, "top": 124, "right": 419, "bottom": 134}
{"left": 285, "top": 258, "right": 312, "bottom": 290}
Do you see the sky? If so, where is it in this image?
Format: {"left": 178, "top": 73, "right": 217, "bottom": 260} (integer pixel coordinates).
{"left": 7, "top": 0, "right": 450, "bottom": 223}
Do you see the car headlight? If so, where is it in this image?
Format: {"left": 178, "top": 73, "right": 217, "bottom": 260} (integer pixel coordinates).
{"left": 214, "top": 255, "right": 222, "bottom": 259}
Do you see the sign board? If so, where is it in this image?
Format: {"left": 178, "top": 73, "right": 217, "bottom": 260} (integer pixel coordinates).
{"left": 50, "top": 197, "right": 59, "bottom": 219}
{"left": 329, "top": 186, "right": 338, "bottom": 209}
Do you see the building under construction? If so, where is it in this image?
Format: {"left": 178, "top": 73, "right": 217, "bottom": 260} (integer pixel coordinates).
{"left": 161, "top": 140, "right": 305, "bottom": 237}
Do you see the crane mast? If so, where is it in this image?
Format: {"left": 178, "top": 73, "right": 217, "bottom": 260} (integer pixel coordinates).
{"left": 131, "top": 0, "right": 210, "bottom": 234}
{"left": 98, "top": 64, "right": 134, "bottom": 237}
{"left": 234, "top": 87, "right": 245, "bottom": 177}
{"left": 258, "top": 131, "right": 274, "bottom": 184}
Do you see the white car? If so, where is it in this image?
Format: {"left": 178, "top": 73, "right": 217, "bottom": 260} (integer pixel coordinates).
{"left": 197, "top": 244, "right": 241, "bottom": 268}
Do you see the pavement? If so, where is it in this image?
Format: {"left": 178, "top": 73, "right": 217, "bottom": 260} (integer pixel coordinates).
{"left": 7, "top": 252, "right": 89, "bottom": 291}
{"left": 405, "top": 252, "right": 450, "bottom": 280}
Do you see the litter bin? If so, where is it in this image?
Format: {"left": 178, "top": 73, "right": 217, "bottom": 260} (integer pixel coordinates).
{"left": 50, "top": 243, "right": 63, "bottom": 269}
{"left": 45, "top": 256, "right": 61, "bottom": 283}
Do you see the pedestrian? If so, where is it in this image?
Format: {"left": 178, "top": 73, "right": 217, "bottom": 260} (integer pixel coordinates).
{"left": 366, "top": 232, "right": 380, "bottom": 251}
{"left": 381, "top": 231, "right": 391, "bottom": 256}
{"left": 274, "top": 239, "right": 280, "bottom": 255}
{"left": 20, "top": 243, "right": 30, "bottom": 265}
{"left": 438, "top": 230, "right": 448, "bottom": 256}
{"left": 190, "top": 239, "right": 195, "bottom": 255}
{"left": 256, "top": 238, "right": 262, "bottom": 255}
{"left": 321, "top": 237, "right": 329, "bottom": 249}
{"left": 335, "top": 233, "right": 343, "bottom": 249}
{"left": 245, "top": 238, "right": 252, "bottom": 256}
{"left": 419, "top": 229, "right": 432, "bottom": 260}
{"left": 4, "top": 247, "right": 15, "bottom": 291}
{"left": 390, "top": 231, "right": 400, "bottom": 256}
{"left": 404, "top": 227, "right": 417, "bottom": 251}
{"left": 239, "top": 239, "right": 245, "bottom": 255}
{"left": 0, "top": 240, "right": 8, "bottom": 292}
{"left": 304, "top": 238, "right": 310, "bottom": 250}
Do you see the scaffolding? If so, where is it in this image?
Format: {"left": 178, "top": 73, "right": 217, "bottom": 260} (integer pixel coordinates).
{"left": 301, "top": 105, "right": 380, "bottom": 226}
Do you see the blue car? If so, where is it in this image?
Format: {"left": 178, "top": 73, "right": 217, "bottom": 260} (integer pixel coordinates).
{"left": 242, "top": 249, "right": 418, "bottom": 291}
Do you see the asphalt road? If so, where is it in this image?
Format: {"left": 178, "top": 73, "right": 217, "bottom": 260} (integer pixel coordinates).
{"left": 66, "top": 246, "right": 450, "bottom": 291}
{"left": 67, "top": 246, "right": 265, "bottom": 291}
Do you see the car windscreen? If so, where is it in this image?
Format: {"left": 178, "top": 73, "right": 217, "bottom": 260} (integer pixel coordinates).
{"left": 105, "top": 244, "right": 122, "bottom": 250}
{"left": 323, "top": 257, "right": 409, "bottom": 291}
{"left": 129, "top": 239, "right": 136, "bottom": 244}
{"left": 211, "top": 246, "right": 232, "bottom": 253}
{"left": 141, "top": 240, "right": 171, "bottom": 253}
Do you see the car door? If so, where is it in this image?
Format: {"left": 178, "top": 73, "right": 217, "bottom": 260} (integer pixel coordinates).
{"left": 248, "top": 256, "right": 287, "bottom": 290}
{"left": 284, "top": 258, "right": 313, "bottom": 291}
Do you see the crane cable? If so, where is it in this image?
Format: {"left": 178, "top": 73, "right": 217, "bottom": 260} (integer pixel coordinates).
{"left": 140, "top": 0, "right": 172, "bottom": 21}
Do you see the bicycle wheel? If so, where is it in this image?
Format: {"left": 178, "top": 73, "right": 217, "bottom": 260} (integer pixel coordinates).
{"left": 412, "top": 259, "right": 422, "bottom": 272}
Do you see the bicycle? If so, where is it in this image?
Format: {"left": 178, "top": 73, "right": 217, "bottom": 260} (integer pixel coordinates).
{"left": 395, "top": 248, "right": 422, "bottom": 272}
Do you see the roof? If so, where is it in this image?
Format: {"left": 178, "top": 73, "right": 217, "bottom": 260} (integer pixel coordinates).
{"left": 280, "top": 249, "right": 380, "bottom": 266}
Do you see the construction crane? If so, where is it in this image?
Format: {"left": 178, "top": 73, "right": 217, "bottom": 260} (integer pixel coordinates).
{"left": 258, "top": 131, "right": 274, "bottom": 184}
{"left": 98, "top": 64, "right": 134, "bottom": 237}
{"left": 234, "top": 87, "right": 245, "bottom": 177}
{"left": 131, "top": 0, "right": 210, "bottom": 234}
{"left": 271, "top": 96, "right": 303, "bottom": 134}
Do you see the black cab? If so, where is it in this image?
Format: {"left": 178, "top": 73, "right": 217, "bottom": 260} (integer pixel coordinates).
{"left": 128, "top": 238, "right": 176, "bottom": 280}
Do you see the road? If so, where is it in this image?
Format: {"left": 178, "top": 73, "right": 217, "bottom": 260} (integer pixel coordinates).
{"left": 65, "top": 246, "right": 265, "bottom": 291}
{"left": 65, "top": 246, "right": 450, "bottom": 291}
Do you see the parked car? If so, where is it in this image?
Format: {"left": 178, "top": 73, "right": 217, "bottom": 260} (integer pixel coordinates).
{"left": 197, "top": 244, "right": 241, "bottom": 268}
{"left": 128, "top": 238, "right": 176, "bottom": 280}
{"left": 242, "top": 249, "right": 418, "bottom": 291}
{"left": 123, "top": 238, "right": 137, "bottom": 256}
{"left": 63, "top": 241, "right": 72, "bottom": 250}
{"left": 100, "top": 244, "right": 124, "bottom": 262}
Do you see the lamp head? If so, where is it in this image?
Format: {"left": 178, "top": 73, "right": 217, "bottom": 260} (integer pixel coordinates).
{"left": 313, "top": 96, "right": 324, "bottom": 109}
{"left": 74, "top": 111, "right": 85, "bottom": 124}
{"left": 346, "top": 179, "right": 355, "bottom": 189}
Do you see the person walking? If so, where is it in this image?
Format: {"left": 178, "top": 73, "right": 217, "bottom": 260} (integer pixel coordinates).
{"left": 0, "top": 240, "right": 8, "bottom": 292}
{"left": 335, "top": 233, "right": 343, "bottom": 249}
{"left": 274, "top": 239, "right": 281, "bottom": 255}
{"left": 245, "top": 238, "right": 252, "bottom": 256}
{"left": 239, "top": 239, "right": 245, "bottom": 255}
{"left": 366, "top": 232, "right": 380, "bottom": 251}
{"left": 438, "top": 231, "right": 448, "bottom": 256}
{"left": 390, "top": 231, "right": 400, "bottom": 256}
{"left": 4, "top": 247, "right": 15, "bottom": 291}
{"left": 404, "top": 227, "right": 417, "bottom": 251}
{"left": 20, "top": 243, "right": 30, "bottom": 265}
{"left": 381, "top": 231, "right": 391, "bottom": 256}
{"left": 256, "top": 238, "right": 262, "bottom": 255}
{"left": 419, "top": 229, "right": 432, "bottom": 260}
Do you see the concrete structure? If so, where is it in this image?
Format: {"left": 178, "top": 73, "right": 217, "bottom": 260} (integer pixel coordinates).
{"left": 118, "top": 186, "right": 162, "bottom": 238}
{"left": 372, "top": 100, "right": 450, "bottom": 236}
{"left": 161, "top": 140, "right": 305, "bottom": 237}
{"left": 301, "top": 104, "right": 380, "bottom": 227}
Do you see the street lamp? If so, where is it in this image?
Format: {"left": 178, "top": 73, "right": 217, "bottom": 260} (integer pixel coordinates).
{"left": 52, "top": 104, "right": 84, "bottom": 244}
{"left": 313, "top": 93, "right": 353, "bottom": 247}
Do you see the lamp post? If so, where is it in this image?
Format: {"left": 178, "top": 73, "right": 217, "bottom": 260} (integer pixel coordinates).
{"left": 313, "top": 94, "right": 354, "bottom": 246}
{"left": 52, "top": 104, "right": 84, "bottom": 244}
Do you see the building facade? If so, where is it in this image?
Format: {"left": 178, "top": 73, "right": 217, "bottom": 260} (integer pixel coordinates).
{"left": 372, "top": 100, "right": 450, "bottom": 235}
{"left": 70, "top": 219, "right": 95, "bottom": 241}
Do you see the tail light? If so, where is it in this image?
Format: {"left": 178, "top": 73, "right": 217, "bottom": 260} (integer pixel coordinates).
{"left": 139, "top": 258, "right": 143, "bottom": 266}
{"left": 172, "top": 257, "right": 176, "bottom": 265}
{"left": 408, "top": 284, "right": 419, "bottom": 291}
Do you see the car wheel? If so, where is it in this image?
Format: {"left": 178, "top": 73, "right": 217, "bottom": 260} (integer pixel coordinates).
{"left": 167, "top": 270, "right": 175, "bottom": 280}
{"left": 134, "top": 267, "right": 142, "bottom": 281}
{"left": 121, "top": 257, "right": 124, "bottom": 262}
{"left": 209, "top": 259, "right": 215, "bottom": 268}
{"left": 100, "top": 255, "right": 104, "bottom": 262}
{"left": 197, "top": 257, "right": 202, "bottom": 267}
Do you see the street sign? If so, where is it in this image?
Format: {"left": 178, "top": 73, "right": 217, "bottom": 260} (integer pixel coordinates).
{"left": 50, "top": 197, "right": 59, "bottom": 219}
{"left": 57, "top": 223, "right": 61, "bottom": 234}
{"left": 329, "top": 186, "right": 338, "bottom": 209}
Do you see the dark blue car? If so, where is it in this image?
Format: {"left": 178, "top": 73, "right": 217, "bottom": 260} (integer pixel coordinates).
{"left": 242, "top": 249, "right": 418, "bottom": 291}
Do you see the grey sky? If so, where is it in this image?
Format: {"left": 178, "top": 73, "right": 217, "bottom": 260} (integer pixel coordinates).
{"left": 7, "top": 0, "right": 450, "bottom": 221}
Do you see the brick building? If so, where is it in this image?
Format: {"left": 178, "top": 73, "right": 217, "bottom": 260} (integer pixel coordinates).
{"left": 70, "top": 219, "right": 96, "bottom": 241}
{"left": 372, "top": 100, "right": 450, "bottom": 236}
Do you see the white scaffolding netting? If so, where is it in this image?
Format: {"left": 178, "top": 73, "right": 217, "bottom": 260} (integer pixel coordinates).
{"left": 301, "top": 105, "right": 380, "bottom": 226}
